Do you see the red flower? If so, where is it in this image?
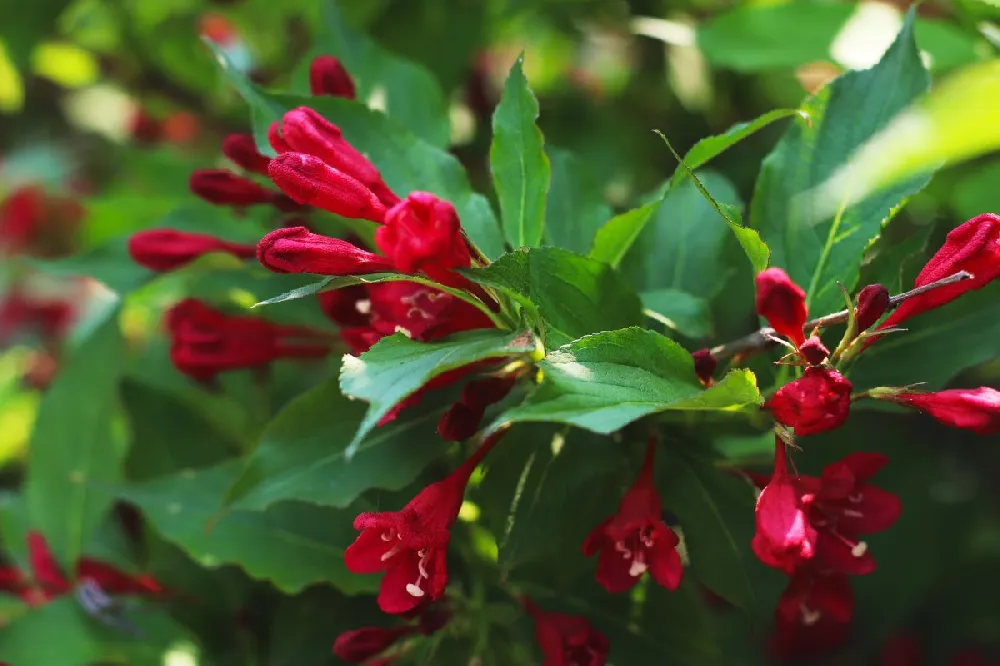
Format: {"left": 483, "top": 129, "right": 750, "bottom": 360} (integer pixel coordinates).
{"left": 165, "top": 299, "right": 331, "bottom": 381}
{"left": 367, "top": 281, "right": 494, "bottom": 341}
{"left": 886, "top": 387, "right": 1000, "bottom": 436}
{"left": 0, "top": 289, "right": 76, "bottom": 346}
{"left": 798, "top": 335, "right": 830, "bottom": 365}
{"left": 880, "top": 213, "right": 1000, "bottom": 330}
{"left": 309, "top": 55, "right": 356, "bottom": 99}
{"left": 267, "top": 153, "right": 387, "bottom": 222}
{"left": 765, "top": 367, "right": 853, "bottom": 436}
{"left": 524, "top": 597, "right": 609, "bottom": 666}
{"left": 188, "top": 169, "right": 277, "bottom": 207}
{"left": 275, "top": 107, "right": 398, "bottom": 207}
{"left": 318, "top": 285, "right": 371, "bottom": 328}
{"left": 344, "top": 434, "right": 502, "bottom": 614}
{"left": 691, "top": 348, "right": 716, "bottom": 386}
{"left": 0, "top": 186, "right": 45, "bottom": 253}
{"left": 752, "top": 437, "right": 817, "bottom": 575}
{"left": 269, "top": 121, "right": 291, "bottom": 153}
{"left": 769, "top": 569, "right": 853, "bottom": 661}
{"left": 375, "top": 192, "right": 471, "bottom": 278}
{"left": 756, "top": 268, "right": 808, "bottom": 347}
{"left": 257, "top": 226, "right": 393, "bottom": 276}
{"left": 879, "top": 634, "right": 923, "bottom": 666}
{"left": 332, "top": 626, "right": 416, "bottom": 663}
{"left": 128, "top": 228, "right": 257, "bottom": 272}
{"left": 855, "top": 283, "right": 890, "bottom": 333}
{"left": 437, "top": 375, "right": 516, "bottom": 442}
{"left": 582, "top": 439, "right": 683, "bottom": 593}
{"left": 0, "top": 532, "right": 162, "bottom": 606}
{"left": 221, "top": 133, "right": 271, "bottom": 175}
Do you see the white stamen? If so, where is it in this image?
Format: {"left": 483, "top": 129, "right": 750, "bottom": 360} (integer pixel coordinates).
{"left": 405, "top": 583, "right": 426, "bottom": 597}
{"left": 801, "top": 607, "right": 822, "bottom": 626}
{"left": 842, "top": 508, "right": 864, "bottom": 518}
{"left": 848, "top": 492, "right": 863, "bottom": 503}
{"left": 355, "top": 299, "right": 371, "bottom": 315}
{"left": 851, "top": 541, "right": 868, "bottom": 557}
{"left": 629, "top": 559, "right": 648, "bottom": 577}
{"left": 380, "top": 542, "right": 402, "bottom": 562}
{"left": 613, "top": 540, "right": 632, "bottom": 559}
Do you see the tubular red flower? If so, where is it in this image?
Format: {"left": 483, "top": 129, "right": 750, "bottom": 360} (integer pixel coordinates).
{"left": 880, "top": 213, "right": 1000, "bottom": 330}
{"left": 752, "top": 438, "right": 817, "bottom": 574}
{"left": 437, "top": 375, "right": 517, "bottom": 442}
{"left": 128, "top": 228, "right": 257, "bottom": 272}
{"left": 332, "top": 626, "right": 415, "bottom": 663}
{"left": 691, "top": 348, "right": 716, "bottom": 386}
{"left": 189, "top": 169, "right": 277, "bottom": 207}
{"left": 268, "top": 121, "right": 291, "bottom": 154}
{"left": 855, "top": 283, "right": 890, "bottom": 333}
{"left": 221, "top": 133, "right": 272, "bottom": 175}
{"left": 257, "top": 226, "right": 393, "bottom": 276}
{"left": 375, "top": 192, "right": 472, "bottom": 276}
{"left": 769, "top": 570, "right": 853, "bottom": 662}
{"left": 890, "top": 387, "right": 1000, "bottom": 435}
{"left": 267, "top": 153, "right": 387, "bottom": 222}
{"left": 318, "top": 285, "right": 371, "bottom": 327}
{"left": 344, "top": 434, "right": 503, "bottom": 614}
{"left": 756, "top": 268, "right": 808, "bottom": 347}
{"left": 582, "top": 440, "right": 683, "bottom": 593}
{"left": 524, "top": 597, "right": 609, "bottom": 666}
{"left": 309, "top": 55, "right": 357, "bottom": 99}
{"left": 165, "top": 298, "right": 331, "bottom": 381}
{"left": 765, "top": 367, "right": 853, "bottom": 436}
{"left": 367, "top": 281, "right": 494, "bottom": 342}
{"left": 278, "top": 107, "right": 399, "bottom": 206}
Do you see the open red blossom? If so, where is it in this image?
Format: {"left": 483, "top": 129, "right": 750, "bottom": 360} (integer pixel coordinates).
{"left": 221, "top": 133, "right": 272, "bottom": 175}
{"left": 318, "top": 285, "right": 371, "bottom": 328}
{"left": 344, "top": 434, "right": 503, "bottom": 614}
{"left": 332, "top": 626, "right": 416, "bottom": 663}
{"left": 277, "top": 107, "right": 399, "bottom": 206}
{"left": 375, "top": 192, "right": 471, "bottom": 279}
{"left": 888, "top": 387, "right": 1000, "bottom": 436}
{"left": 756, "top": 267, "right": 808, "bottom": 347}
{"left": 765, "top": 367, "right": 853, "bottom": 436}
{"left": 880, "top": 213, "right": 1000, "bottom": 331}
{"left": 129, "top": 228, "right": 257, "bottom": 272}
{"left": 367, "top": 281, "right": 494, "bottom": 342}
{"left": 267, "top": 153, "right": 387, "bottom": 222}
{"left": 257, "top": 226, "right": 393, "bottom": 276}
{"left": 309, "top": 55, "right": 356, "bottom": 99}
{"left": 582, "top": 439, "right": 683, "bottom": 593}
{"left": 769, "top": 569, "right": 853, "bottom": 662}
{"left": 165, "top": 298, "right": 331, "bottom": 381}
{"left": 189, "top": 169, "right": 277, "bottom": 207}
{"left": 524, "top": 597, "right": 609, "bottom": 666}
{"left": 752, "top": 437, "right": 817, "bottom": 575}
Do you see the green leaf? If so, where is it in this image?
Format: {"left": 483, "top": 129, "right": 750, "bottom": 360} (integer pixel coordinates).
{"left": 460, "top": 247, "right": 644, "bottom": 347}
{"left": 641, "top": 289, "right": 712, "bottom": 339}
{"left": 119, "top": 462, "right": 378, "bottom": 595}
{"left": 750, "top": 9, "right": 931, "bottom": 314}
{"left": 207, "top": 43, "right": 505, "bottom": 259}
{"left": 493, "top": 328, "right": 760, "bottom": 433}
{"left": 490, "top": 55, "right": 551, "bottom": 249}
{"left": 311, "top": 0, "right": 450, "bottom": 146}
{"left": 25, "top": 305, "right": 127, "bottom": 568}
{"left": 669, "top": 108, "right": 809, "bottom": 188}
{"left": 589, "top": 202, "right": 661, "bottom": 268}
{"left": 545, "top": 147, "right": 612, "bottom": 254}
{"left": 848, "top": 281, "right": 1000, "bottom": 391}
{"left": 223, "top": 377, "right": 451, "bottom": 511}
{"left": 340, "top": 329, "right": 537, "bottom": 456}
{"left": 657, "top": 446, "right": 757, "bottom": 613}
{"left": 631, "top": 581, "right": 724, "bottom": 665}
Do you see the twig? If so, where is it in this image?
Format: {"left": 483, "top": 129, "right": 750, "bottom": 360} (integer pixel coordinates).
{"left": 709, "top": 270, "right": 973, "bottom": 361}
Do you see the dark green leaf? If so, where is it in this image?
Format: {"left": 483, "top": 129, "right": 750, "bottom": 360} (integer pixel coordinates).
{"left": 750, "top": 10, "right": 931, "bottom": 313}
{"left": 641, "top": 289, "right": 713, "bottom": 339}
{"left": 460, "top": 247, "right": 644, "bottom": 347}
{"left": 119, "top": 462, "right": 378, "bottom": 595}
{"left": 223, "top": 377, "right": 451, "bottom": 511}
{"left": 25, "top": 305, "right": 127, "bottom": 568}
{"left": 589, "top": 202, "right": 660, "bottom": 268}
{"left": 490, "top": 56, "right": 551, "bottom": 249}
{"left": 545, "top": 147, "right": 612, "bottom": 254}
{"left": 631, "top": 581, "right": 725, "bottom": 665}
{"left": 494, "top": 328, "right": 760, "bottom": 433}
{"left": 340, "top": 329, "right": 537, "bottom": 456}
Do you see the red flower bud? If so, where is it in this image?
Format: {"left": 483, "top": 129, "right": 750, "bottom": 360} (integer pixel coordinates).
{"left": 189, "top": 169, "right": 276, "bottom": 207}
{"left": 309, "top": 55, "right": 356, "bottom": 99}
{"left": 128, "top": 229, "right": 257, "bottom": 272}
{"left": 881, "top": 213, "right": 1000, "bottom": 330}
{"left": 279, "top": 107, "right": 399, "bottom": 206}
{"left": 267, "top": 153, "right": 386, "bottom": 222}
{"left": 437, "top": 401, "right": 485, "bottom": 442}
{"left": 765, "top": 367, "right": 853, "bottom": 436}
{"left": 332, "top": 626, "right": 415, "bottom": 663}
{"left": 691, "top": 348, "right": 717, "bottom": 385}
{"left": 257, "top": 226, "right": 393, "bottom": 275}
{"left": 375, "top": 192, "right": 471, "bottom": 275}
{"left": 268, "top": 121, "right": 291, "bottom": 154}
{"left": 755, "top": 268, "right": 808, "bottom": 347}
{"left": 221, "top": 133, "right": 271, "bottom": 175}
{"left": 890, "top": 387, "right": 1000, "bottom": 435}
{"left": 799, "top": 335, "right": 829, "bottom": 365}
{"left": 854, "top": 283, "right": 890, "bottom": 333}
